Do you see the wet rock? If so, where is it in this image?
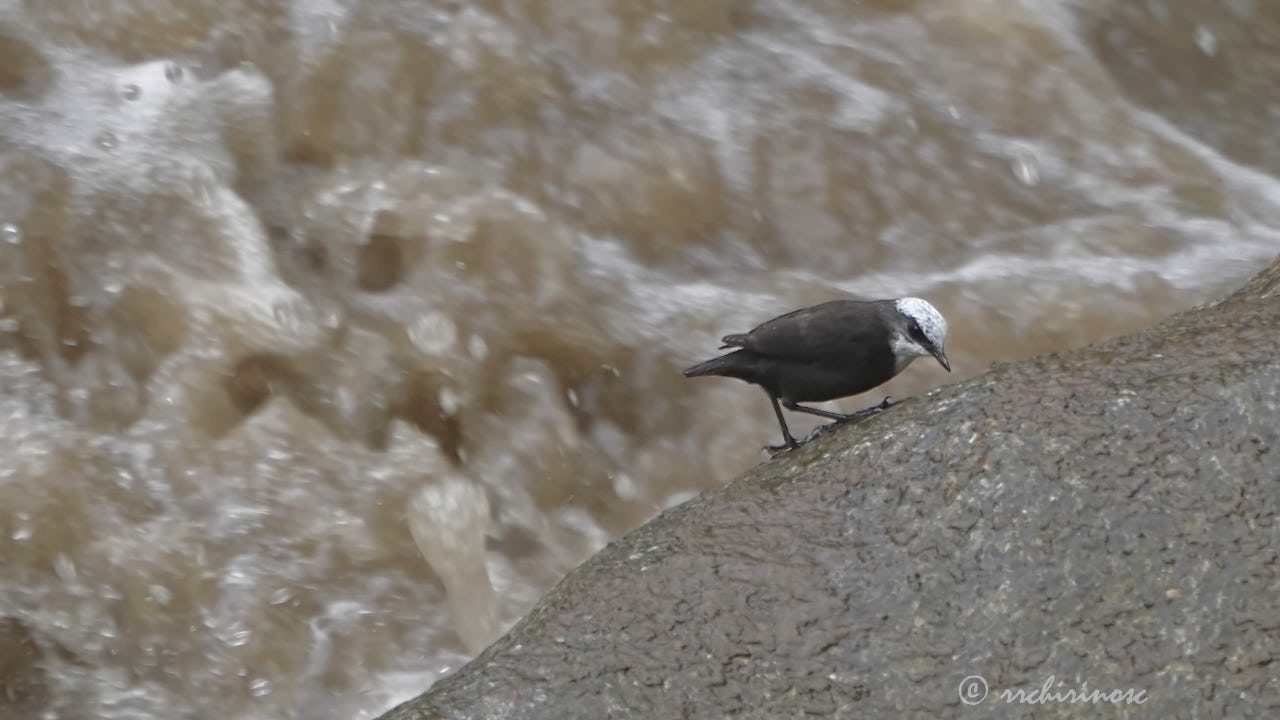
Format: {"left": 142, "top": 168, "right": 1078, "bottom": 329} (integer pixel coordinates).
{"left": 380, "top": 256, "right": 1280, "bottom": 720}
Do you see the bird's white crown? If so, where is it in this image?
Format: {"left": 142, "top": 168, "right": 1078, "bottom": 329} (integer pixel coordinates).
{"left": 894, "top": 297, "right": 948, "bottom": 349}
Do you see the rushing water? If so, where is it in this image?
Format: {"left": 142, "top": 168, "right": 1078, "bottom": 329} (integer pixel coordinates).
{"left": 0, "top": 1, "right": 1277, "bottom": 718}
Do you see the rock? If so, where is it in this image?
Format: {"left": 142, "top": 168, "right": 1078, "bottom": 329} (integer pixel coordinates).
{"left": 379, "top": 257, "right": 1280, "bottom": 719}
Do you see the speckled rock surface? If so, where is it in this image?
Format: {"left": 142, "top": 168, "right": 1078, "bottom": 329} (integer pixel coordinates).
{"left": 380, "top": 257, "right": 1280, "bottom": 720}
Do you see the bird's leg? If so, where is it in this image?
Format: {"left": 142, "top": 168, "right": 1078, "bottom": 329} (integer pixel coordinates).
{"left": 782, "top": 401, "right": 849, "bottom": 422}
{"left": 765, "top": 393, "right": 799, "bottom": 452}
{"left": 784, "top": 396, "right": 897, "bottom": 424}
{"left": 842, "top": 404, "right": 885, "bottom": 423}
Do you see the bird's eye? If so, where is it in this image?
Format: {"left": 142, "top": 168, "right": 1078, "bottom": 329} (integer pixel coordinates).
{"left": 908, "top": 320, "right": 922, "bottom": 338}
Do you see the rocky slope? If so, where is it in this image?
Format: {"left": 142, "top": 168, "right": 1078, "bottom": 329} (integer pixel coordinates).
{"left": 380, "top": 256, "right": 1280, "bottom": 719}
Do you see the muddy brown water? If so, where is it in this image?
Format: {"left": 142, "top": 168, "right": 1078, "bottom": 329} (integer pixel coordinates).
{"left": 1, "top": 1, "right": 1277, "bottom": 718}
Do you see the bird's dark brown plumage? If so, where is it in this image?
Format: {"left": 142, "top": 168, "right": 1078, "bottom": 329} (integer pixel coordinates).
{"left": 700, "top": 301, "right": 898, "bottom": 401}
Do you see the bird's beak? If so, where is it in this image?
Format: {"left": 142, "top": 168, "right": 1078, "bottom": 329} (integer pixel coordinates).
{"left": 931, "top": 346, "right": 951, "bottom": 372}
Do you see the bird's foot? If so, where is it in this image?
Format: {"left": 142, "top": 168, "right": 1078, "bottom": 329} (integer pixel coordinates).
{"left": 835, "top": 396, "right": 896, "bottom": 424}
{"left": 764, "top": 439, "right": 800, "bottom": 455}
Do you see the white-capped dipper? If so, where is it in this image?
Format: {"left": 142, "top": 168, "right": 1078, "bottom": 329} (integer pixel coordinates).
{"left": 684, "top": 298, "right": 951, "bottom": 450}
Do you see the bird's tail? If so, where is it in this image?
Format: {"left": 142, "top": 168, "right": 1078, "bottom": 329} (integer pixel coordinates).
{"left": 683, "top": 352, "right": 737, "bottom": 378}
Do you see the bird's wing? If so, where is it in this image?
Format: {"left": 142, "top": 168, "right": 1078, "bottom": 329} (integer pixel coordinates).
{"left": 721, "top": 300, "right": 884, "bottom": 360}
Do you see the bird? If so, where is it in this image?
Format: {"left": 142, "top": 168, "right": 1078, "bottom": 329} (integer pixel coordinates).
{"left": 683, "top": 297, "right": 951, "bottom": 450}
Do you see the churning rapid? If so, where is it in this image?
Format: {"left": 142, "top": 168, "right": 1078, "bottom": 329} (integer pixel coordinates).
{"left": 0, "top": 1, "right": 1276, "bottom": 718}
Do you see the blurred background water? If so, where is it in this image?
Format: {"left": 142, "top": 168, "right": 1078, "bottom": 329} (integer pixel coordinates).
{"left": 0, "top": 0, "right": 1277, "bottom": 718}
